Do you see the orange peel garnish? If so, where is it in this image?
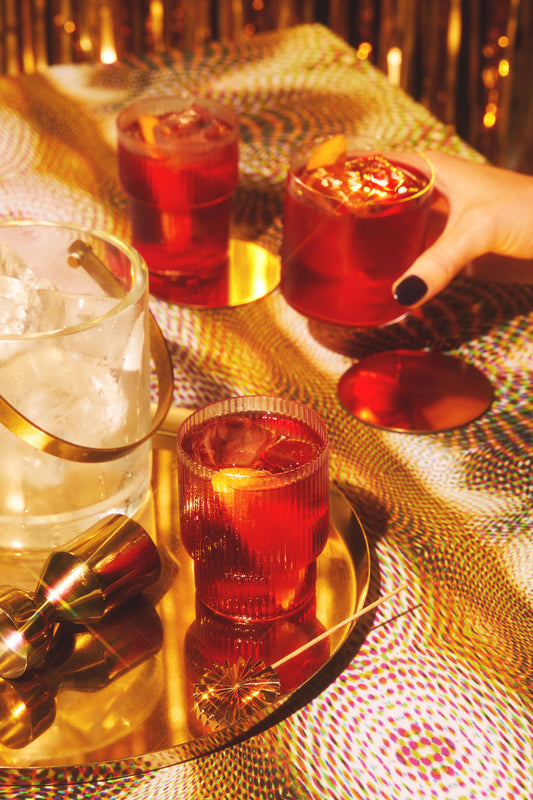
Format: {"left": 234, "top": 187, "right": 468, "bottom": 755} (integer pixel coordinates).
{"left": 138, "top": 115, "right": 160, "bottom": 144}
{"left": 305, "top": 134, "right": 347, "bottom": 171}
{"left": 212, "top": 467, "right": 265, "bottom": 494}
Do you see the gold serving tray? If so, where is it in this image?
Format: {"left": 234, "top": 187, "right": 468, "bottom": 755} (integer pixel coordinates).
{"left": 0, "top": 407, "right": 370, "bottom": 785}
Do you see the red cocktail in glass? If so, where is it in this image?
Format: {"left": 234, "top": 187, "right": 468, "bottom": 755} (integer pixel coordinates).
{"left": 117, "top": 96, "right": 239, "bottom": 306}
{"left": 281, "top": 136, "right": 433, "bottom": 327}
{"left": 176, "top": 396, "right": 329, "bottom": 621}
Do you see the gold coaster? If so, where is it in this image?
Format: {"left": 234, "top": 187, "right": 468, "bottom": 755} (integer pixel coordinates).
{"left": 225, "top": 239, "right": 281, "bottom": 307}
{"left": 338, "top": 350, "right": 494, "bottom": 433}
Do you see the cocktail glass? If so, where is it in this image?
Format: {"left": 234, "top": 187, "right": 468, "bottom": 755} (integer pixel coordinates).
{"left": 176, "top": 395, "right": 330, "bottom": 622}
{"left": 0, "top": 220, "right": 152, "bottom": 567}
{"left": 281, "top": 135, "right": 493, "bottom": 432}
{"left": 117, "top": 95, "right": 239, "bottom": 306}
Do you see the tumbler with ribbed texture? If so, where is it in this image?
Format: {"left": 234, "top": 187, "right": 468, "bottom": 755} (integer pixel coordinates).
{"left": 177, "top": 396, "right": 329, "bottom": 621}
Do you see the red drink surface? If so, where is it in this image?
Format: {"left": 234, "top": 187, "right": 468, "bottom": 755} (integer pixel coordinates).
{"left": 177, "top": 408, "right": 329, "bottom": 621}
{"left": 281, "top": 152, "right": 433, "bottom": 327}
{"left": 117, "top": 100, "right": 238, "bottom": 305}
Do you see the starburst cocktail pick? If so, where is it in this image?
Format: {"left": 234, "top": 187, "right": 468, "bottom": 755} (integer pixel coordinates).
{"left": 194, "top": 655, "right": 282, "bottom": 730}
{"left": 193, "top": 583, "right": 407, "bottom": 730}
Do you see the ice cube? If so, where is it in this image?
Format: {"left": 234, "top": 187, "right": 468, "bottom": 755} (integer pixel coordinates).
{"left": 202, "top": 118, "right": 232, "bottom": 140}
{"left": 0, "top": 241, "right": 38, "bottom": 281}
{"left": 154, "top": 105, "right": 211, "bottom": 142}
{"left": 0, "top": 344, "right": 127, "bottom": 445}
{"left": 153, "top": 104, "right": 230, "bottom": 147}
{"left": 353, "top": 156, "right": 423, "bottom": 201}
{"left": 258, "top": 439, "right": 318, "bottom": 474}
{"left": 121, "top": 310, "right": 146, "bottom": 373}
{"left": 37, "top": 287, "right": 118, "bottom": 333}
{"left": 0, "top": 267, "right": 141, "bottom": 396}
{"left": 0, "top": 242, "right": 45, "bottom": 334}
{"left": 0, "top": 275, "right": 42, "bottom": 334}
{"left": 303, "top": 155, "right": 425, "bottom": 211}
{"left": 0, "top": 422, "right": 68, "bottom": 499}
{"left": 189, "top": 416, "right": 279, "bottom": 470}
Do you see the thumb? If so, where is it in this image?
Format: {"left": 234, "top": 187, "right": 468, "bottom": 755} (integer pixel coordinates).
{"left": 392, "top": 223, "right": 488, "bottom": 307}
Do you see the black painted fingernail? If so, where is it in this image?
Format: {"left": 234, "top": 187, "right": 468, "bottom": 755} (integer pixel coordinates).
{"left": 394, "top": 275, "right": 428, "bottom": 306}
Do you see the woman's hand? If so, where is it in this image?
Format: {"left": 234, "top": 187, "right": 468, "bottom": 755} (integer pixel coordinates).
{"left": 392, "top": 151, "right": 533, "bottom": 307}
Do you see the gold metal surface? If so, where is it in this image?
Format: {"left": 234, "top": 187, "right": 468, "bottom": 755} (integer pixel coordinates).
{"left": 68, "top": 239, "right": 126, "bottom": 298}
{"left": 0, "top": 406, "right": 369, "bottom": 781}
{"left": 175, "top": 239, "right": 281, "bottom": 309}
{"left": 225, "top": 240, "right": 280, "bottom": 307}
{"left": 0, "top": 515, "right": 162, "bottom": 681}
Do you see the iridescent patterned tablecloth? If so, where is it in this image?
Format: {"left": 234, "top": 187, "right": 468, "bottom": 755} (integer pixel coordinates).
{"left": 0, "top": 23, "right": 532, "bottom": 800}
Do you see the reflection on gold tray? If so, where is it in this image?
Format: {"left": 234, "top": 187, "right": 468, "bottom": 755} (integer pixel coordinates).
{"left": 0, "top": 407, "right": 370, "bottom": 785}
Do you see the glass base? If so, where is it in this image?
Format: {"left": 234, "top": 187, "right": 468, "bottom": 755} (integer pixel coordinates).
{"left": 148, "top": 239, "right": 280, "bottom": 308}
{"left": 193, "top": 559, "right": 318, "bottom": 622}
{"left": 337, "top": 349, "right": 494, "bottom": 433}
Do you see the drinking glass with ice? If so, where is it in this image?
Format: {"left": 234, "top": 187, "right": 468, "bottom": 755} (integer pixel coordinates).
{"left": 280, "top": 134, "right": 493, "bottom": 433}
{"left": 281, "top": 134, "right": 434, "bottom": 328}
{"left": 117, "top": 95, "right": 239, "bottom": 307}
{"left": 176, "top": 396, "right": 330, "bottom": 622}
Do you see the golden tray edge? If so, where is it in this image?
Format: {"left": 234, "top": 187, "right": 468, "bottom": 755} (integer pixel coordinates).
{"left": 0, "top": 405, "right": 370, "bottom": 786}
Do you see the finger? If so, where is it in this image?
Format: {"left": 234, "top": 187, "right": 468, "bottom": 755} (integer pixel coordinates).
{"left": 425, "top": 189, "right": 449, "bottom": 247}
{"left": 392, "top": 224, "right": 489, "bottom": 307}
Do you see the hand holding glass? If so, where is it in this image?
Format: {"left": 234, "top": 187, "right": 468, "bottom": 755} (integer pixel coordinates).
{"left": 281, "top": 136, "right": 493, "bottom": 432}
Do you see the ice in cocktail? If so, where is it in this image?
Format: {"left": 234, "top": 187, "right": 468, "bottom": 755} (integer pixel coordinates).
{"left": 176, "top": 396, "right": 329, "bottom": 621}
{"left": 281, "top": 135, "right": 434, "bottom": 327}
{"left": 117, "top": 96, "right": 239, "bottom": 306}
{"left": 0, "top": 222, "right": 152, "bottom": 569}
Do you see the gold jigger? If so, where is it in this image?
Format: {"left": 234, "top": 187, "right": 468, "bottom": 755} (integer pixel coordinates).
{"left": 0, "top": 588, "right": 53, "bottom": 681}
{"left": 0, "top": 515, "right": 161, "bottom": 679}
{"left": 0, "top": 670, "right": 55, "bottom": 750}
{"left": 0, "top": 596, "right": 163, "bottom": 750}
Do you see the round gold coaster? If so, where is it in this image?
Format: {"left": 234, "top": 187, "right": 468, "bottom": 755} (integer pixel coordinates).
{"left": 225, "top": 239, "right": 281, "bottom": 307}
